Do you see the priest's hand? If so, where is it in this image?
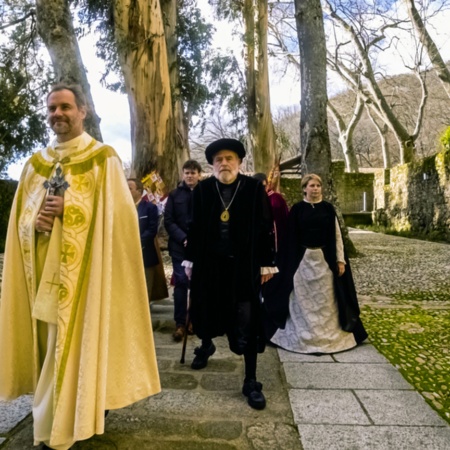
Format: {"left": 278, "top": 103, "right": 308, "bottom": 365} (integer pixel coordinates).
{"left": 35, "top": 210, "right": 55, "bottom": 233}
{"left": 44, "top": 195, "right": 64, "bottom": 217}
{"left": 337, "top": 262, "right": 345, "bottom": 277}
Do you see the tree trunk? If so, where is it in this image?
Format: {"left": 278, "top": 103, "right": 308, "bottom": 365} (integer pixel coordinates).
{"left": 243, "top": 0, "right": 257, "bottom": 162}
{"left": 295, "top": 0, "right": 332, "bottom": 186}
{"left": 254, "top": 0, "right": 276, "bottom": 174}
{"left": 324, "top": 0, "right": 419, "bottom": 164}
{"left": 327, "top": 96, "right": 363, "bottom": 173}
{"left": 35, "top": 0, "right": 102, "bottom": 141}
{"left": 295, "top": 0, "right": 356, "bottom": 255}
{"left": 405, "top": 0, "right": 450, "bottom": 100}
{"left": 160, "top": 0, "right": 189, "bottom": 175}
{"left": 112, "top": 0, "right": 179, "bottom": 190}
{"left": 242, "top": 0, "right": 276, "bottom": 173}
{"left": 366, "top": 106, "right": 391, "bottom": 169}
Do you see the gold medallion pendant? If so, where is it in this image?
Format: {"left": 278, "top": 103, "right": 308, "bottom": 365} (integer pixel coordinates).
{"left": 220, "top": 210, "right": 230, "bottom": 222}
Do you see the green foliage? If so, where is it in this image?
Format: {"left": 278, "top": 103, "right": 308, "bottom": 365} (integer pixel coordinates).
{"left": 211, "top": 0, "right": 243, "bottom": 21}
{"left": 77, "top": 0, "right": 245, "bottom": 134}
{"left": 0, "top": 180, "right": 18, "bottom": 253}
{"left": 0, "top": 1, "right": 51, "bottom": 176}
{"left": 178, "top": 0, "right": 214, "bottom": 121}
{"left": 76, "top": 0, "right": 123, "bottom": 92}
{"left": 0, "top": 61, "right": 49, "bottom": 176}
{"left": 362, "top": 306, "right": 450, "bottom": 424}
{"left": 202, "top": 53, "right": 247, "bottom": 134}
{"left": 392, "top": 289, "right": 450, "bottom": 302}
{"left": 440, "top": 126, "right": 450, "bottom": 151}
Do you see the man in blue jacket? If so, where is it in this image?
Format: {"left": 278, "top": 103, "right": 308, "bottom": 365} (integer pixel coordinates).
{"left": 164, "top": 160, "right": 202, "bottom": 341}
{"left": 128, "top": 178, "right": 160, "bottom": 302}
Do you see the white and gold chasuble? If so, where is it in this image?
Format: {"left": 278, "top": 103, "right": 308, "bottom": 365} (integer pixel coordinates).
{"left": 0, "top": 133, "right": 161, "bottom": 447}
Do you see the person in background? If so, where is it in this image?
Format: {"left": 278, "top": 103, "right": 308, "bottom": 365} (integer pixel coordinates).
{"left": 252, "top": 172, "right": 289, "bottom": 250}
{"left": 183, "top": 139, "right": 276, "bottom": 410}
{"left": 164, "top": 160, "right": 202, "bottom": 342}
{"left": 264, "top": 173, "right": 368, "bottom": 354}
{"left": 0, "top": 83, "right": 160, "bottom": 450}
{"left": 128, "top": 178, "right": 160, "bottom": 302}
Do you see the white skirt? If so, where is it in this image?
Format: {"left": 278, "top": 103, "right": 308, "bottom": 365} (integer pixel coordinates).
{"left": 271, "top": 248, "right": 357, "bottom": 354}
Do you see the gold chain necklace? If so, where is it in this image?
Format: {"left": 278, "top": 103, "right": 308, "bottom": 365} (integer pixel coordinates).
{"left": 216, "top": 180, "right": 241, "bottom": 222}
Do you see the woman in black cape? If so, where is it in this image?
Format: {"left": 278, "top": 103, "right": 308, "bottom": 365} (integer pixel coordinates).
{"left": 263, "top": 174, "right": 367, "bottom": 354}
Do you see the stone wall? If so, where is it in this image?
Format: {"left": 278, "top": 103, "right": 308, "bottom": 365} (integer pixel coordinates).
{"left": 332, "top": 161, "right": 375, "bottom": 213}
{"left": 280, "top": 160, "right": 375, "bottom": 214}
{"left": 279, "top": 176, "right": 302, "bottom": 207}
{"left": 372, "top": 148, "right": 450, "bottom": 242}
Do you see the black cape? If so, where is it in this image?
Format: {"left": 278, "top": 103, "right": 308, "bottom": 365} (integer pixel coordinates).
{"left": 185, "top": 174, "right": 276, "bottom": 354}
{"left": 263, "top": 200, "right": 367, "bottom": 344}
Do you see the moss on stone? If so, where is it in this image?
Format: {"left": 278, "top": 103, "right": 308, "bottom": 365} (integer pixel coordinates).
{"left": 361, "top": 305, "right": 450, "bottom": 424}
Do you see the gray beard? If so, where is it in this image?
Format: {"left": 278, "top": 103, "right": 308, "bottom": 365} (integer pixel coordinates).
{"left": 215, "top": 170, "right": 238, "bottom": 184}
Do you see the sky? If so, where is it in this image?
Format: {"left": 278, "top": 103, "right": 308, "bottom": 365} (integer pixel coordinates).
{"left": 5, "top": 0, "right": 450, "bottom": 180}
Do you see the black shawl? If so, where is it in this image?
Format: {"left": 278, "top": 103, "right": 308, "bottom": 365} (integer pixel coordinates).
{"left": 263, "top": 200, "right": 367, "bottom": 343}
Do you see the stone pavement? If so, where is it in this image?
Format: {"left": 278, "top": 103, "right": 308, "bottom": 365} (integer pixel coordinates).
{"left": 1, "top": 231, "right": 450, "bottom": 449}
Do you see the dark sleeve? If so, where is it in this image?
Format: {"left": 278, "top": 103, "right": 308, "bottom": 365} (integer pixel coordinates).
{"left": 271, "top": 193, "right": 289, "bottom": 235}
{"left": 262, "top": 202, "right": 303, "bottom": 337}
{"left": 140, "top": 202, "right": 159, "bottom": 246}
{"left": 164, "top": 192, "right": 187, "bottom": 245}
{"left": 184, "top": 184, "right": 202, "bottom": 262}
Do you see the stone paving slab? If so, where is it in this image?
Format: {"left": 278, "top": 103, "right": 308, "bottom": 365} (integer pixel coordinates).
{"left": 278, "top": 344, "right": 389, "bottom": 365}
{"left": 126, "top": 389, "right": 292, "bottom": 419}
{"left": 289, "top": 389, "right": 370, "bottom": 425}
{"left": 297, "top": 424, "right": 450, "bottom": 450}
{"left": 284, "top": 362, "right": 413, "bottom": 390}
{"left": 277, "top": 348, "right": 334, "bottom": 363}
{"left": 83, "top": 421, "right": 301, "bottom": 450}
{"left": 332, "top": 344, "right": 389, "bottom": 363}
{"left": 355, "top": 390, "right": 448, "bottom": 426}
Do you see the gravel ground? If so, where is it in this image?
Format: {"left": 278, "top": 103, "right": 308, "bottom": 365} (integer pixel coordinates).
{"left": 349, "top": 229, "right": 450, "bottom": 302}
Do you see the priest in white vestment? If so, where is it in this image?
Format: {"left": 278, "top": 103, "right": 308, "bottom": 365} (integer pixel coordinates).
{"left": 0, "top": 84, "right": 161, "bottom": 449}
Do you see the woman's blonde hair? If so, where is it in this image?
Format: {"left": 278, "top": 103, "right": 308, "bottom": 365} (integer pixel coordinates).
{"left": 301, "top": 173, "right": 322, "bottom": 194}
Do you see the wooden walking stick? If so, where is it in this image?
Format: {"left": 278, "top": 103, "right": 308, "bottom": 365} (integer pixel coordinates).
{"left": 180, "top": 292, "right": 191, "bottom": 364}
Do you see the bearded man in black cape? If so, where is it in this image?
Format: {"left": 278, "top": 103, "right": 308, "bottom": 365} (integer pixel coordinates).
{"left": 183, "top": 138, "right": 276, "bottom": 410}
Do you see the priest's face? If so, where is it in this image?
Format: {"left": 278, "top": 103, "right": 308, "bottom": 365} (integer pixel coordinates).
{"left": 212, "top": 150, "right": 241, "bottom": 184}
{"left": 47, "top": 89, "right": 86, "bottom": 142}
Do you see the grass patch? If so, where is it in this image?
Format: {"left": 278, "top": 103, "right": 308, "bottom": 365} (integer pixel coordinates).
{"left": 361, "top": 306, "right": 450, "bottom": 424}
{"left": 391, "top": 290, "right": 450, "bottom": 302}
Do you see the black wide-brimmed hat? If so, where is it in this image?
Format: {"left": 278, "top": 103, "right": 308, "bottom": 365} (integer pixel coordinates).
{"left": 205, "top": 138, "right": 246, "bottom": 164}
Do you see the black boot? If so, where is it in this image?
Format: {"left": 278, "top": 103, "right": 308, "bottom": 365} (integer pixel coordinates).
{"left": 191, "top": 342, "right": 216, "bottom": 370}
{"left": 242, "top": 379, "right": 266, "bottom": 410}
